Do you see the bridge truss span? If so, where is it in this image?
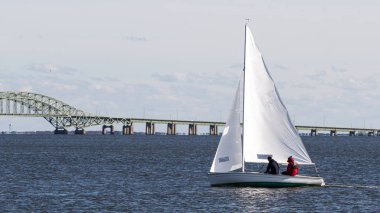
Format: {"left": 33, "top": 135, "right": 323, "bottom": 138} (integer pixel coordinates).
{"left": 0, "top": 91, "right": 131, "bottom": 130}
{"left": 1, "top": 91, "right": 379, "bottom": 136}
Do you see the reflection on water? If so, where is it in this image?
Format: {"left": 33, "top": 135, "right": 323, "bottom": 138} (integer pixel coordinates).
{"left": 0, "top": 135, "right": 379, "bottom": 212}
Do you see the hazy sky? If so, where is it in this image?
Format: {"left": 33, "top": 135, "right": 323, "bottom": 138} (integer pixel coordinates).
{"left": 1, "top": 0, "right": 380, "bottom": 132}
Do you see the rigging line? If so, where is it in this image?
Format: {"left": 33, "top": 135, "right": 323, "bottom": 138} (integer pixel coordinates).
{"left": 241, "top": 22, "right": 248, "bottom": 173}
{"left": 314, "top": 164, "right": 321, "bottom": 177}
{"left": 258, "top": 164, "right": 266, "bottom": 173}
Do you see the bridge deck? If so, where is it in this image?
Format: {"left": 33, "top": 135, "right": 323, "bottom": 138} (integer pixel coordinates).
{"left": 1, "top": 92, "right": 378, "bottom": 134}
{"left": 1, "top": 113, "right": 378, "bottom": 133}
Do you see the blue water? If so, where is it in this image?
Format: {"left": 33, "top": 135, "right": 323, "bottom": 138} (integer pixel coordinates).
{"left": 0, "top": 135, "right": 379, "bottom": 212}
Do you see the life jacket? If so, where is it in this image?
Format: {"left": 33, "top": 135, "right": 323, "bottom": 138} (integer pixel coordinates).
{"left": 286, "top": 161, "right": 299, "bottom": 176}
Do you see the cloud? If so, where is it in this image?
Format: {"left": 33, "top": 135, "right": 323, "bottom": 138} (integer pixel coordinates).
{"left": 292, "top": 82, "right": 315, "bottom": 89}
{"left": 28, "top": 63, "right": 55, "bottom": 73}
{"left": 332, "top": 77, "right": 379, "bottom": 91}
{"left": 42, "top": 81, "right": 78, "bottom": 92}
{"left": 151, "top": 69, "right": 240, "bottom": 87}
{"left": 27, "top": 63, "right": 77, "bottom": 75}
{"left": 151, "top": 73, "right": 184, "bottom": 82}
{"left": 271, "top": 64, "right": 288, "bottom": 70}
{"left": 0, "top": 71, "right": 130, "bottom": 117}
{"left": 19, "top": 86, "right": 33, "bottom": 92}
{"left": 330, "top": 65, "right": 347, "bottom": 73}
{"left": 87, "top": 76, "right": 126, "bottom": 94}
{"left": 1, "top": 71, "right": 78, "bottom": 94}
{"left": 229, "top": 63, "right": 243, "bottom": 70}
{"left": 123, "top": 35, "right": 148, "bottom": 42}
{"left": 275, "top": 81, "right": 288, "bottom": 90}
{"left": 301, "top": 65, "right": 377, "bottom": 92}
{"left": 305, "top": 70, "right": 327, "bottom": 81}
{"left": 281, "top": 63, "right": 380, "bottom": 127}
{"left": 89, "top": 83, "right": 116, "bottom": 94}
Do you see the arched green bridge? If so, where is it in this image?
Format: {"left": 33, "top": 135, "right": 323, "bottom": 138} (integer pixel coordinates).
{"left": 0, "top": 91, "right": 378, "bottom": 136}
{"left": 0, "top": 91, "right": 223, "bottom": 134}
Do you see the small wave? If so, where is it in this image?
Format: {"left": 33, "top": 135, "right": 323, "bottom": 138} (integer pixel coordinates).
{"left": 325, "top": 184, "right": 379, "bottom": 189}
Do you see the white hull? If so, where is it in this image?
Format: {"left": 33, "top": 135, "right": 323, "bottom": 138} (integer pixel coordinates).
{"left": 208, "top": 172, "right": 325, "bottom": 187}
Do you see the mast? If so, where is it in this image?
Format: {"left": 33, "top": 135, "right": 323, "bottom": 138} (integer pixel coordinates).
{"left": 242, "top": 22, "right": 248, "bottom": 172}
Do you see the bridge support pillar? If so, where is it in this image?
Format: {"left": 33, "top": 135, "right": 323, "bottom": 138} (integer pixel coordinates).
{"left": 146, "top": 122, "right": 155, "bottom": 135}
{"left": 54, "top": 128, "right": 68, "bottom": 134}
{"left": 349, "top": 131, "right": 356, "bottom": 136}
{"left": 122, "top": 124, "right": 133, "bottom": 135}
{"left": 189, "top": 124, "right": 197, "bottom": 135}
{"left": 330, "top": 130, "right": 336, "bottom": 136}
{"left": 310, "top": 129, "right": 317, "bottom": 136}
{"left": 102, "top": 125, "right": 114, "bottom": 135}
{"left": 74, "top": 128, "right": 85, "bottom": 135}
{"left": 209, "top": 125, "right": 218, "bottom": 135}
{"left": 377, "top": 130, "right": 380, "bottom": 136}
{"left": 368, "top": 131, "right": 375, "bottom": 136}
{"left": 167, "top": 123, "right": 176, "bottom": 135}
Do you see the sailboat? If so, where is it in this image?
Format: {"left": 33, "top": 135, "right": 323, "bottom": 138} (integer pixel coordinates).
{"left": 207, "top": 24, "right": 325, "bottom": 187}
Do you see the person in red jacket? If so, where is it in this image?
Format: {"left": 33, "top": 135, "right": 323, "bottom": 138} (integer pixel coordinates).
{"left": 281, "top": 156, "right": 299, "bottom": 176}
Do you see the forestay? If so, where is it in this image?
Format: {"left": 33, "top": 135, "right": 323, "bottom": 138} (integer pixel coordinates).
{"left": 210, "top": 81, "right": 242, "bottom": 172}
{"left": 242, "top": 26, "right": 313, "bottom": 165}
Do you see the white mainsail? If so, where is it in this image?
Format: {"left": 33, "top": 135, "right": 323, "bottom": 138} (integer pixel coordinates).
{"left": 210, "top": 81, "right": 242, "bottom": 172}
{"left": 243, "top": 26, "right": 312, "bottom": 165}
{"left": 208, "top": 24, "right": 325, "bottom": 187}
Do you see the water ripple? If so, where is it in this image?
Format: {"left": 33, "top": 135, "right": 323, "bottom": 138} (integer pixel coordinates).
{"left": 0, "top": 135, "right": 379, "bottom": 212}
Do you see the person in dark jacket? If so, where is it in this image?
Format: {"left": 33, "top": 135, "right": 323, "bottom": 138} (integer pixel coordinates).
{"left": 265, "top": 156, "right": 279, "bottom": 175}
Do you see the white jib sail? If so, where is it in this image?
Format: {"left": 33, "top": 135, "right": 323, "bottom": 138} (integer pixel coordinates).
{"left": 210, "top": 81, "right": 242, "bottom": 172}
{"left": 243, "top": 26, "right": 313, "bottom": 165}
